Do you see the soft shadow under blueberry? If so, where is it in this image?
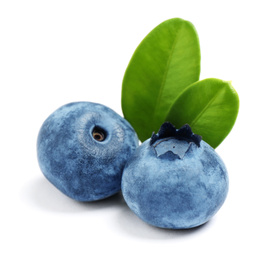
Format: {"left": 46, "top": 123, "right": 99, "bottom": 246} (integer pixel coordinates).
{"left": 22, "top": 176, "right": 212, "bottom": 239}
{"left": 21, "top": 177, "right": 125, "bottom": 213}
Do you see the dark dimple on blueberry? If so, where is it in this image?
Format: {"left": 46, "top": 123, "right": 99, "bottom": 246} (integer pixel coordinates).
{"left": 92, "top": 126, "right": 107, "bottom": 142}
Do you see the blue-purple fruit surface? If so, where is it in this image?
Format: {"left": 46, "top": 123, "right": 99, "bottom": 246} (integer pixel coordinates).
{"left": 37, "top": 102, "right": 139, "bottom": 201}
{"left": 121, "top": 122, "right": 228, "bottom": 229}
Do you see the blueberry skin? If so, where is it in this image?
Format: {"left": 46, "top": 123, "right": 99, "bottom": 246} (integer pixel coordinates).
{"left": 37, "top": 102, "right": 139, "bottom": 201}
{"left": 121, "top": 130, "right": 228, "bottom": 229}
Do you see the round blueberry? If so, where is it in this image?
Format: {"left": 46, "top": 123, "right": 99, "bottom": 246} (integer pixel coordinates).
{"left": 121, "top": 122, "right": 228, "bottom": 229}
{"left": 37, "top": 102, "right": 139, "bottom": 201}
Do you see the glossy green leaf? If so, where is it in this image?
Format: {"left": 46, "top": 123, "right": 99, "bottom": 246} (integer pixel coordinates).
{"left": 166, "top": 78, "right": 239, "bottom": 148}
{"left": 122, "top": 18, "right": 200, "bottom": 142}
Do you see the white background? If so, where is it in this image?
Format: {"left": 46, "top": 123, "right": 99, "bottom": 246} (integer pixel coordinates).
{"left": 1, "top": 1, "right": 273, "bottom": 259}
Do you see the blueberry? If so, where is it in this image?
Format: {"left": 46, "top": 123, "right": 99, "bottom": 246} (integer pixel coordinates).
{"left": 121, "top": 122, "right": 228, "bottom": 229}
{"left": 37, "top": 102, "right": 139, "bottom": 201}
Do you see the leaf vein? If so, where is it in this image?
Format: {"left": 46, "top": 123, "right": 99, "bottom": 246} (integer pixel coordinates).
{"left": 152, "top": 27, "right": 182, "bottom": 125}
{"left": 190, "top": 87, "right": 224, "bottom": 128}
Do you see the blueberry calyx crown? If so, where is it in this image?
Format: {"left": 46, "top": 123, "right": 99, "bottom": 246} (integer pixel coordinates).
{"left": 150, "top": 122, "right": 202, "bottom": 147}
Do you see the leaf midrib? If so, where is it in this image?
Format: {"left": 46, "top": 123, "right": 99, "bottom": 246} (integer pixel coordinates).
{"left": 152, "top": 27, "right": 182, "bottom": 125}
{"left": 190, "top": 87, "right": 225, "bottom": 128}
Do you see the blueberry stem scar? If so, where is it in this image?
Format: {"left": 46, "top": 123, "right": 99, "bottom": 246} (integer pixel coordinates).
{"left": 92, "top": 126, "right": 106, "bottom": 142}
{"left": 150, "top": 122, "right": 202, "bottom": 147}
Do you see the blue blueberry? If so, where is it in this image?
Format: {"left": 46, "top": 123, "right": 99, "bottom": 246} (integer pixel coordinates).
{"left": 121, "top": 122, "right": 228, "bottom": 229}
{"left": 37, "top": 102, "right": 139, "bottom": 201}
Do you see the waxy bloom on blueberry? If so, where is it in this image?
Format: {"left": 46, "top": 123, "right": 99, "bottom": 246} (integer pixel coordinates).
{"left": 37, "top": 102, "right": 139, "bottom": 201}
{"left": 121, "top": 122, "right": 228, "bottom": 229}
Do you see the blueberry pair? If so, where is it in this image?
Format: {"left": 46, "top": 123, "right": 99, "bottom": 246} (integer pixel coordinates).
{"left": 37, "top": 102, "right": 228, "bottom": 229}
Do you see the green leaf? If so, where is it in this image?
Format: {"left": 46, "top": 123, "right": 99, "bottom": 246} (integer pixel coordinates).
{"left": 166, "top": 78, "right": 239, "bottom": 148}
{"left": 122, "top": 18, "right": 200, "bottom": 142}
